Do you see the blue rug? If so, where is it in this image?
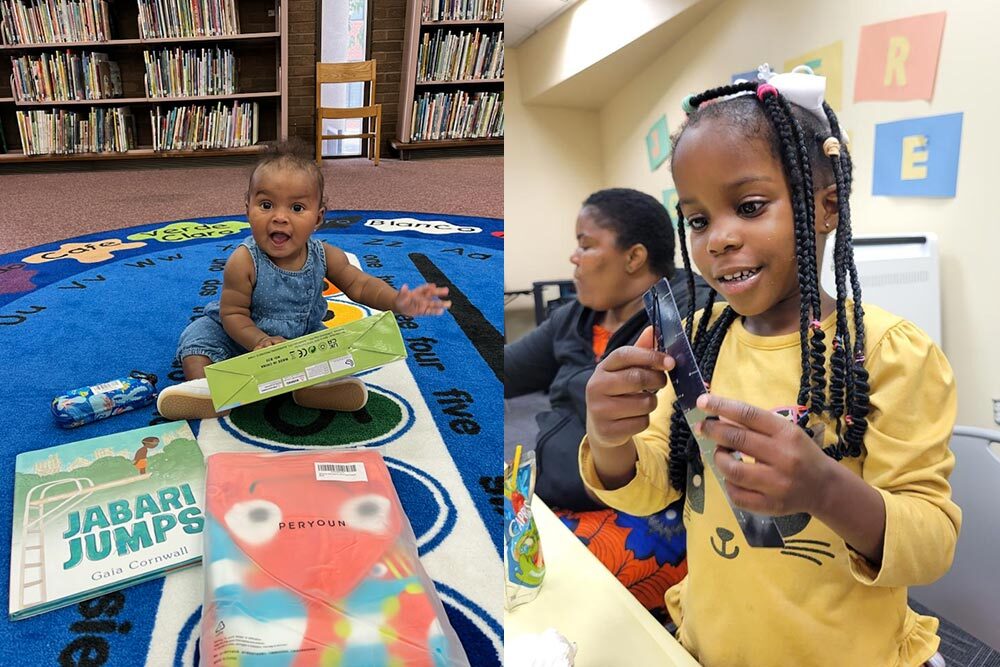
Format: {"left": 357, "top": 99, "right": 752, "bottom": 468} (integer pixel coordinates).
{"left": 0, "top": 211, "right": 503, "bottom": 666}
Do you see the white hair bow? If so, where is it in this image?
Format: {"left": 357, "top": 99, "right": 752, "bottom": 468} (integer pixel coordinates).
{"left": 760, "top": 64, "right": 830, "bottom": 132}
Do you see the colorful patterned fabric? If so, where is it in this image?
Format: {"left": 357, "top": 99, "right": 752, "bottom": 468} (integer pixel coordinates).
{"left": 555, "top": 498, "right": 687, "bottom": 616}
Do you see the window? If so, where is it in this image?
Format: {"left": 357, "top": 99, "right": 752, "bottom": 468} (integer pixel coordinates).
{"left": 319, "top": 0, "right": 369, "bottom": 157}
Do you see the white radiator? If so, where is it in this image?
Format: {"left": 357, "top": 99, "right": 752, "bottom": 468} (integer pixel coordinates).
{"left": 821, "top": 233, "right": 941, "bottom": 346}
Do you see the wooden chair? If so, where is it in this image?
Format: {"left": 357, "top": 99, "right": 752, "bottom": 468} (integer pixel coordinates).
{"left": 315, "top": 60, "right": 381, "bottom": 165}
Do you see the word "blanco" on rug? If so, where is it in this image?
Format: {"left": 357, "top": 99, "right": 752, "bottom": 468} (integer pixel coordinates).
{"left": 365, "top": 218, "right": 481, "bottom": 235}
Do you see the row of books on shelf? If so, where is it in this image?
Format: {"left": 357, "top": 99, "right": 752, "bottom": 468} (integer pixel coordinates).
{"left": 137, "top": 0, "right": 239, "bottom": 40}
{"left": 9, "top": 50, "right": 121, "bottom": 102}
{"left": 416, "top": 28, "right": 502, "bottom": 83}
{"left": 408, "top": 89, "right": 502, "bottom": 142}
{"left": 7, "top": 46, "right": 240, "bottom": 102}
{"left": 421, "top": 0, "right": 502, "bottom": 22}
{"left": 0, "top": 0, "right": 240, "bottom": 44}
{"left": 0, "top": 0, "right": 112, "bottom": 45}
{"left": 11, "top": 99, "right": 257, "bottom": 154}
{"left": 151, "top": 100, "right": 257, "bottom": 150}
{"left": 144, "top": 46, "right": 235, "bottom": 97}
{"left": 16, "top": 105, "right": 135, "bottom": 154}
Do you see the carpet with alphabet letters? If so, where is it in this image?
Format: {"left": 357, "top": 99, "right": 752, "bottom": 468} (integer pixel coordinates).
{"left": 0, "top": 211, "right": 503, "bottom": 666}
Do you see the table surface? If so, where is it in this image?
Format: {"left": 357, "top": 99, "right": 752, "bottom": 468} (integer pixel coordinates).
{"left": 504, "top": 498, "right": 701, "bottom": 666}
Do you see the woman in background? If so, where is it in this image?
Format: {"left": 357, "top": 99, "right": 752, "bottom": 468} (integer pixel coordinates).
{"left": 504, "top": 187, "right": 712, "bottom": 617}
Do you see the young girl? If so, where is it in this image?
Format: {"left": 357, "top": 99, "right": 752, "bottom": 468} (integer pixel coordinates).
{"left": 157, "top": 141, "right": 450, "bottom": 420}
{"left": 582, "top": 70, "right": 958, "bottom": 666}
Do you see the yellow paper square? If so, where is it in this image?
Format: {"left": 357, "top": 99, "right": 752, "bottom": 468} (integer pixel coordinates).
{"left": 785, "top": 41, "right": 843, "bottom": 111}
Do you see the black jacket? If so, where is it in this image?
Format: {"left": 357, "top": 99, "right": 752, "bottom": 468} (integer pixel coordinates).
{"left": 504, "top": 270, "right": 714, "bottom": 510}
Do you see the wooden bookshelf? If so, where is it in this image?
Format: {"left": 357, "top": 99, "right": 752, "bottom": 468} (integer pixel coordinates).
{"left": 0, "top": 145, "right": 264, "bottom": 163}
{"left": 7, "top": 91, "right": 279, "bottom": 107}
{"left": 392, "top": 0, "right": 503, "bottom": 159}
{"left": 0, "top": 0, "right": 288, "bottom": 162}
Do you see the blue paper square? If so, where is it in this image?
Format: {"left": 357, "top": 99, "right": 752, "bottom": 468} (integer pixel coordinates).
{"left": 646, "top": 115, "right": 670, "bottom": 172}
{"left": 872, "top": 113, "right": 963, "bottom": 198}
{"left": 731, "top": 69, "right": 758, "bottom": 83}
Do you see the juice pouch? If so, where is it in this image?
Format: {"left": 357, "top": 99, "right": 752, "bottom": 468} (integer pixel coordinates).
{"left": 200, "top": 449, "right": 469, "bottom": 666}
{"left": 504, "top": 447, "right": 544, "bottom": 611}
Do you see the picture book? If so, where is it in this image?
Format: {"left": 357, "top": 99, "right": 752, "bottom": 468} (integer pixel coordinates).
{"left": 9, "top": 422, "right": 206, "bottom": 620}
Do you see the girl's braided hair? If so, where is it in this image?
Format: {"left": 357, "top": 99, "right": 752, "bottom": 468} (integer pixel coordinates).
{"left": 666, "top": 80, "right": 870, "bottom": 493}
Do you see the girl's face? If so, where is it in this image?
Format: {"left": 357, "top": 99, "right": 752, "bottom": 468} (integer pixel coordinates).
{"left": 673, "top": 120, "right": 830, "bottom": 327}
{"left": 570, "top": 207, "right": 635, "bottom": 312}
{"left": 246, "top": 165, "right": 325, "bottom": 271}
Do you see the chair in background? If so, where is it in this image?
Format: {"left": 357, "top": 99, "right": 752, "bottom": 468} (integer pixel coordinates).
{"left": 910, "top": 425, "right": 1000, "bottom": 651}
{"left": 315, "top": 61, "right": 381, "bottom": 165}
{"left": 531, "top": 280, "right": 576, "bottom": 325}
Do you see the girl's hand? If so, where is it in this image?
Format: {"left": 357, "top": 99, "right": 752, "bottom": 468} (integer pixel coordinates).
{"left": 697, "top": 393, "right": 836, "bottom": 516}
{"left": 254, "top": 335, "right": 287, "bottom": 350}
{"left": 394, "top": 283, "right": 451, "bottom": 316}
{"left": 585, "top": 326, "right": 674, "bottom": 450}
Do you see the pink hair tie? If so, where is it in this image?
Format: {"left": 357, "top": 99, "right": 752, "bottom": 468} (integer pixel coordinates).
{"left": 810, "top": 319, "right": 822, "bottom": 330}
{"left": 756, "top": 83, "right": 778, "bottom": 101}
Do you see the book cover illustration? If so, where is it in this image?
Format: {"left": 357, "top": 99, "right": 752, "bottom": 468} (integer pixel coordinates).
{"left": 201, "top": 450, "right": 469, "bottom": 666}
{"left": 9, "top": 421, "right": 206, "bottom": 620}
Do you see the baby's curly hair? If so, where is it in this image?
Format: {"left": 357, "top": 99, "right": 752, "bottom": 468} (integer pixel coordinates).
{"left": 247, "top": 138, "right": 325, "bottom": 206}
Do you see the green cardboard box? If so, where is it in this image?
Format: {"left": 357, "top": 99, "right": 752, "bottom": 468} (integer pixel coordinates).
{"left": 204, "top": 310, "right": 406, "bottom": 411}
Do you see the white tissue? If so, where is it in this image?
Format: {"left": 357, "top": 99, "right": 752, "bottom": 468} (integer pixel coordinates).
{"left": 505, "top": 628, "right": 577, "bottom": 666}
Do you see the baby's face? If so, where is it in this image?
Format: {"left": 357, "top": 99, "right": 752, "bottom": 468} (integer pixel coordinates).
{"left": 246, "top": 165, "right": 324, "bottom": 270}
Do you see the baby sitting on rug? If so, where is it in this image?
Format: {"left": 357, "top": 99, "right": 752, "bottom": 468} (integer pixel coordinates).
{"left": 157, "top": 140, "right": 450, "bottom": 421}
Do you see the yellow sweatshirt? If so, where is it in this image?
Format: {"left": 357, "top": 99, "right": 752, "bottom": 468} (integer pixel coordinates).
{"left": 580, "top": 303, "right": 960, "bottom": 667}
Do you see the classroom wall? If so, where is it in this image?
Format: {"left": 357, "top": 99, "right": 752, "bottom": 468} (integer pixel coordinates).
{"left": 504, "top": 48, "right": 604, "bottom": 293}
{"left": 594, "top": 0, "right": 999, "bottom": 429}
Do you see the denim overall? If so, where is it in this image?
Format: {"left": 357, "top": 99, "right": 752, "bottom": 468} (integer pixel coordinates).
{"left": 177, "top": 236, "right": 328, "bottom": 362}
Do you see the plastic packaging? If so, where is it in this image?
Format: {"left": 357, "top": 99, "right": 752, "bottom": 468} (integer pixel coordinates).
{"left": 200, "top": 449, "right": 469, "bottom": 667}
{"left": 504, "top": 446, "right": 545, "bottom": 611}
{"left": 50, "top": 371, "right": 158, "bottom": 428}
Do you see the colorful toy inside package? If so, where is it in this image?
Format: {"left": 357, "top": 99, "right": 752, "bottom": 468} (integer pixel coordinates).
{"left": 201, "top": 449, "right": 469, "bottom": 667}
{"left": 50, "top": 371, "right": 159, "bottom": 428}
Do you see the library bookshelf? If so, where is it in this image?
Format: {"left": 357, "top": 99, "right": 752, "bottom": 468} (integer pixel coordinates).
{"left": 391, "top": 0, "right": 503, "bottom": 159}
{"left": 0, "top": 0, "right": 288, "bottom": 163}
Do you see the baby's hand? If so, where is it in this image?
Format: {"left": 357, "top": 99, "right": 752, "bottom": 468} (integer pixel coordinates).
{"left": 254, "top": 335, "right": 287, "bottom": 350}
{"left": 394, "top": 283, "right": 451, "bottom": 316}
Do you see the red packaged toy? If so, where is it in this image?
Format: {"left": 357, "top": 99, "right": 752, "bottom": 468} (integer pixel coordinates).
{"left": 200, "top": 449, "right": 469, "bottom": 666}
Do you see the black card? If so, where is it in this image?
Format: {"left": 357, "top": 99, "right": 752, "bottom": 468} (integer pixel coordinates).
{"left": 643, "top": 278, "right": 785, "bottom": 548}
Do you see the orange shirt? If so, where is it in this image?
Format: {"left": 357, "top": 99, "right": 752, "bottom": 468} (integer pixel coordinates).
{"left": 592, "top": 324, "right": 611, "bottom": 359}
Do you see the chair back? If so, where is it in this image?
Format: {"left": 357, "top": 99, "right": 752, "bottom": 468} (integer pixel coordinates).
{"left": 910, "top": 425, "right": 1000, "bottom": 650}
{"left": 316, "top": 60, "right": 376, "bottom": 104}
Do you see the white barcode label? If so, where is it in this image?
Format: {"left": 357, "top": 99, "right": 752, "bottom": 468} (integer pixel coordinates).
{"left": 315, "top": 462, "right": 368, "bottom": 482}
{"left": 282, "top": 372, "right": 308, "bottom": 388}
{"left": 91, "top": 380, "right": 124, "bottom": 394}
{"left": 305, "top": 360, "right": 331, "bottom": 379}
{"left": 328, "top": 354, "right": 356, "bottom": 374}
{"left": 257, "top": 379, "right": 284, "bottom": 394}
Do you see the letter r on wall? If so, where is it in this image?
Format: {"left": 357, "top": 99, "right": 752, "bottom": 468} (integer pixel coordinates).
{"left": 901, "top": 135, "right": 929, "bottom": 180}
{"left": 884, "top": 36, "right": 910, "bottom": 86}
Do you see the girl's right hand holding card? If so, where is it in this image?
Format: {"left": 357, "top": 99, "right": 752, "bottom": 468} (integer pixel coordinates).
{"left": 585, "top": 326, "right": 674, "bottom": 488}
